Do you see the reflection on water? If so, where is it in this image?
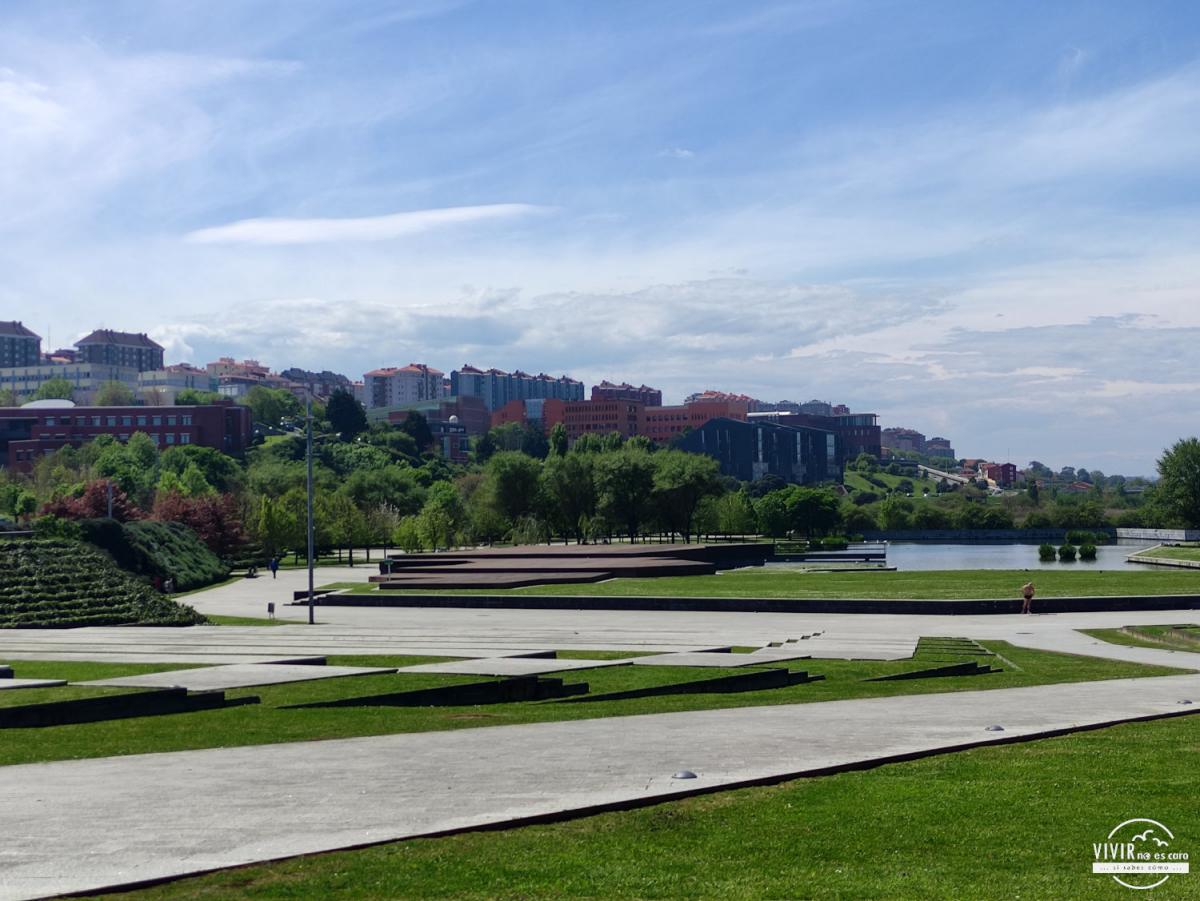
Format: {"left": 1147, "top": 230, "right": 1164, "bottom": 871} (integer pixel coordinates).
{"left": 883, "top": 542, "right": 1157, "bottom": 571}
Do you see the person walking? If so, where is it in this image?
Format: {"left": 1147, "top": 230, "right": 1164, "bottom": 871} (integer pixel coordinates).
{"left": 1021, "top": 580, "right": 1035, "bottom": 614}
{"left": 269, "top": 556, "right": 279, "bottom": 579}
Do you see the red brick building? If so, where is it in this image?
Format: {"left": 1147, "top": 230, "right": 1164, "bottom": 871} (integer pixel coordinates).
{"left": 590, "top": 381, "right": 663, "bottom": 406}
{"left": 0, "top": 401, "right": 251, "bottom": 473}
{"left": 642, "top": 398, "right": 750, "bottom": 445}
{"left": 982, "top": 462, "right": 1018, "bottom": 488}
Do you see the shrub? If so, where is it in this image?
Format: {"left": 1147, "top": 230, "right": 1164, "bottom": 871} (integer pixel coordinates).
{"left": 1058, "top": 544, "right": 1077, "bottom": 561}
{"left": 821, "top": 535, "right": 850, "bottom": 550}
{"left": 0, "top": 538, "right": 205, "bottom": 628}
{"left": 78, "top": 519, "right": 229, "bottom": 591}
{"left": 1066, "top": 529, "right": 1096, "bottom": 546}
{"left": 1078, "top": 543, "right": 1098, "bottom": 561}
{"left": 1038, "top": 543, "right": 1057, "bottom": 561}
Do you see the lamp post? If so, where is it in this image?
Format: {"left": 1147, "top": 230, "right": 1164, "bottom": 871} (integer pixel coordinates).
{"left": 306, "top": 387, "right": 315, "bottom": 625}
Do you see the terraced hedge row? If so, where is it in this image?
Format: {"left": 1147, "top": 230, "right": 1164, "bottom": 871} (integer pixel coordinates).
{"left": 0, "top": 539, "right": 206, "bottom": 628}
{"left": 79, "top": 519, "right": 230, "bottom": 591}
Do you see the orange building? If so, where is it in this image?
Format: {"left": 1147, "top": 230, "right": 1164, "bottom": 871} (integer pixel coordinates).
{"left": 642, "top": 398, "right": 749, "bottom": 444}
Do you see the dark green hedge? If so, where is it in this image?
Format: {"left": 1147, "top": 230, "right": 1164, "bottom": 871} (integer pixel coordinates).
{"left": 78, "top": 519, "right": 229, "bottom": 591}
{"left": 0, "top": 539, "right": 205, "bottom": 628}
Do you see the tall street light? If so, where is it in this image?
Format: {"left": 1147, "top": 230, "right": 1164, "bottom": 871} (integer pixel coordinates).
{"left": 306, "top": 386, "right": 315, "bottom": 625}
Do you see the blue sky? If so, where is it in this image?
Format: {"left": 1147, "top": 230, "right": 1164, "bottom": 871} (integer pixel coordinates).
{"left": 4, "top": 1, "right": 1200, "bottom": 474}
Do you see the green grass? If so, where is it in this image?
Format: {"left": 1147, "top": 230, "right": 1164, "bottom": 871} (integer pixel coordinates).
{"left": 844, "top": 469, "right": 940, "bottom": 496}
{"left": 204, "top": 614, "right": 291, "bottom": 627}
{"left": 1140, "top": 546, "right": 1200, "bottom": 562}
{"left": 1081, "top": 624, "right": 1200, "bottom": 654}
{"left": 0, "top": 643, "right": 1181, "bottom": 767}
{"left": 369, "top": 568, "right": 1200, "bottom": 600}
{"left": 0, "top": 661, "right": 205, "bottom": 710}
{"left": 103, "top": 710, "right": 1200, "bottom": 900}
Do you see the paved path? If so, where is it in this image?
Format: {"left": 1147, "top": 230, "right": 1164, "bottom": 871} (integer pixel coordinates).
{"left": 2, "top": 674, "right": 1199, "bottom": 899}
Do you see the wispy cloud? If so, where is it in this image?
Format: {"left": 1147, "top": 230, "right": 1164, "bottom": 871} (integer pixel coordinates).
{"left": 658, "top": 146, "right": 695, "bottom": 159}
{"left": 184, "top": 203, "right": 547, "bottom": 245}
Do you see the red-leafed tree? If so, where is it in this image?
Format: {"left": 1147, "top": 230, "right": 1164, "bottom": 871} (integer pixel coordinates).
{"left": 152, "top": 491, "right": 248, "bottom": 558}
{"left": 41, "top": 480, "right": 143, "bottom": 522}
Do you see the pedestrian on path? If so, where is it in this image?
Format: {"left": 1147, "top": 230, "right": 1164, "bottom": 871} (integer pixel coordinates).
{"left": 1021, "top": 580, "right": 1035, "bottom": 614}
{"left": 269, "top": 556, "right": 279, "bottom": 579}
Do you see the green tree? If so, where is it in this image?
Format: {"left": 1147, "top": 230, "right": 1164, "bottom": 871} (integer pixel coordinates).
{"left": 255, "top": 495, "right": 294, "bottom": 558}
{"left": 652, "top": 450, "right": 723, "bottom": 542}
{"left": 521, "top": 423, "right": 550, "bottom": 459}
{"left": 400, "top": 411, "right": 434, "bottom": 452}
{"left": 33, "top": 378, "right": 74, "bottom": 402}
{"left": 549, "top": 422, "right": 568, "bottom": 457}
{"left": 93, "top": 380, "right": 135, "bottom": 406}
{"left": 175, "top": 388, "right": 224, "bottom": 405}
{"left": 713, "top": 490, "right": 756, "bottom": 535}
{"left": 594, "top": 446, "right": 656, "bottom": 541}
{"left": 473, "top": 429, "right": 498, "bottom": 464}
{"left": 878, "top": 495, "right": 913, "bottom": 531}
{"left": 242, "top": 386, "right": 301, "bottom": 426}
{"left": 753, "top": 490, "right": 791, "bottom": 538}
{"left": 784, "top": 487, "right": 842, "bottom": 538}
{"left": 540, "top": 452, "right": 596, "bottom": 542}
{"left": 0, "top": 387, "right": 19, "bottom": 406}
{"left": 325, "top": 389, "right": 368, "bottom": 438}
{"left": 160, "top": 445, "right": 242, "bottom": 493}
{"left": 1155, "top": 437, "right": 1200, "bottom": 527}
{"left": 482, "top": 451, "right": 543, "bottom": 525}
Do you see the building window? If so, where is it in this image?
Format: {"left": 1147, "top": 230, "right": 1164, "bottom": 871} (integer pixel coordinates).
{"left": 152, "top": 416, "right": 162, "bottom": 426}
{"left": 137, "top": 415, "right": 147, "bottom": 426}
{"left": 106, "top": 416, "right": 117, "bottom": 426}
{"left": 91, "top": 416, "right": 101, "bottom": 426}
{"left": 166, "top": 415, "right": 177, "bottom": 426}
{"left": 165, "top": 433, "right": 175, "bottom": 444}
{"left": 45, "top": 417, "right": 55, "bottom": 426}
{"left": 180, "top": 433, "right": 190, "bottom": 445}
{"left": 181, "top": 414, "right": 192, "bottom": 426}
{"left": 121, "top": 416, "right": 132, "bottom": 426}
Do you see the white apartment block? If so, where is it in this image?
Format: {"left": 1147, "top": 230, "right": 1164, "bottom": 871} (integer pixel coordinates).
{"left": 364, "top": 364, "right": 447, "bottom": 409}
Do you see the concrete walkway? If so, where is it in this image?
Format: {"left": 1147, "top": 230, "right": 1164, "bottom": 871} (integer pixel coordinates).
{"left": 2, "top": 674, "right": 1199, "bottom": 899}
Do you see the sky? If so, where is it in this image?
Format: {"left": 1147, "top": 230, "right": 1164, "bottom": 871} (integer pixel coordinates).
{"left": 3, "top": 1, "right": 1200, "bottom": 475}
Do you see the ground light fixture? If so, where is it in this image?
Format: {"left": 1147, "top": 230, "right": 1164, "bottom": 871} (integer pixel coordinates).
{"left": 985, "top": 725, "right": 1005, "bottom": 732}
{"left": 672, "top": 770, "right": 698, "bottom": 779}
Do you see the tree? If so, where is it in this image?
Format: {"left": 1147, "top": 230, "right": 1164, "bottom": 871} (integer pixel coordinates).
{"left": 521, "top": 423, "right": 550, "bottom": 459}
{"left": 255, "top": 495, "right": 294, "bottom": 559}
{"left": 160, "top": 445, "right": 242, "bottom": 493}
{"left": 652, "top": 450, "right": 723, "bottom": 542}
{"left": 1155, "top": 438, "right": 1200, "bottom": 527}
{"left": 877, "top": 495, "right": 913, "bottom": 531}
{"left": 482, "top": 451, "right": 543, "bottom": 526}
{"left": 93, "top": 380, "right": 135, "bottom": 406}
{"left": 42, "top": 480, "right": 142, "bottom": 521}
{"left": 33, "top": 378, "right": 74, "bottom": 402}
{"left": 152, "top": 491, "right": 247, "bottom": 557}
{"left": 400, "top": 411, "right": 434, "bottom": 452}
{"left": 242, "top": 386, "right": 301, "bottom": 426}
{"left": 549, "top": 422, "right": 568, "bottom": 457}
{"left": 594, "top": 446, "right": 656, "bottom": 541}
{"left": 540, "top": 452, "right": 596, "bottom": 542}
{"left": 175, "top": 388, "right": 224, "bottom": 405}
{"left": 0, "top": 387, "right": 18, "bottom": 406}
{"left": 473, "top": 429, "right": 498, "bottom": 464}
{"left": 785, "top": 487, "right": 842, "bottom": 537}
{"left": 753, "top": 490, "right": 791, "bottom": 538}
{"left": 325, "top": 389, "right": 368, "bottom": 438}
{"left": 713, "top": 491, "right": 756, "bottom": 536}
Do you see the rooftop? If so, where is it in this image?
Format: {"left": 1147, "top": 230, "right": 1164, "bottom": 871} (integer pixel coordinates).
{"left": 0, "top": 320, "right": 40, "bottom": 339}
{"left": 75, "top": 329, "right": 164, "bottom": 350}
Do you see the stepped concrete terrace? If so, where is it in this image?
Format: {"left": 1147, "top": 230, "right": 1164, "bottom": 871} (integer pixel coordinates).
{"left": 370, "top": 542, "right": 771, "bottom": 590}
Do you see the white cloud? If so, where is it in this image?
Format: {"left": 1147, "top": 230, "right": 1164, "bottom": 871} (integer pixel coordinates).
{"left": 184, "top": 203, "right": 547, "bottom": 245}
{"left": 658, "top": 147, "right": 695, "bottom": 159}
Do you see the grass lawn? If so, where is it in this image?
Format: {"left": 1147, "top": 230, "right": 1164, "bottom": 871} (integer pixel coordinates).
{"left": 103, "top": 711, "right": 1200, "bottom": 900}
{"left": 204, "top": 614, "right": 292, "bottom": 627}
{"left": 0, "top": 643, "right": 1182, "bottom": 767}
{"left": 1140, "top": 546, "right": 1200, "bottom": 563}
{"left": 372, "top": 568, "right": 1200, "bottom": 600}
{"left": 1082, "top": 624, "right": 1200, "bottom": 654}
{"left": 844, "top": 469, "right": 941, "bottom": 497}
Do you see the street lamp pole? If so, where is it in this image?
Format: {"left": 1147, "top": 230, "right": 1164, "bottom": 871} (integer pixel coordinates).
{"left": 306, "top": 387, "right": 315, "bottom": 625}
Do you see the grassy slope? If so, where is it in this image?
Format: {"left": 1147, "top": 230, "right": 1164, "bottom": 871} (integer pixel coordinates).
{"left": 0, "top": 643, "right": 1181, "bottom": 766}
{"left": 1082, "top": 624, "right": 1200, "bottom": 653}
{"left": 844, "top": 469, "right": 940, "bottom": 496}
{"left": 1142, "top": 546, "right": 1200, "bottom": 562}
{"left": 373, "top": 568, "right": 1200, "bottom": 599}
{"left": 107, "top": 711, "right": 1200, "bottom": 900}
